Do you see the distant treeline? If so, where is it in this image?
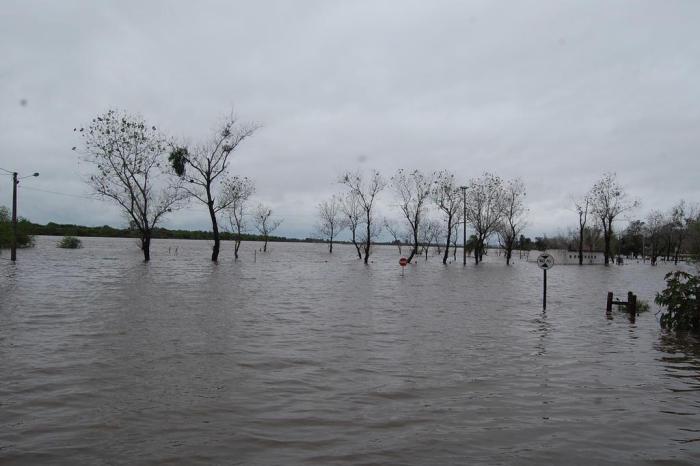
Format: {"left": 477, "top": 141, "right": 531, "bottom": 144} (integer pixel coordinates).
{"left": 20, "top": 220, "right": 316, "bottom": 244}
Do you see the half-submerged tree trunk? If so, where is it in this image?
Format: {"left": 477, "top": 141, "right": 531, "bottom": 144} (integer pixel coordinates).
{"left": 364, "top": 218, "right": 371, "bottom": 264}
{"left": 603, "top": 218, "right": 612, "bottom": 265}
{"left": 234, "top": 238, "right": 241, "bottom": 259}
{"left": 351, "top": 230, "right": 362, "bottom": 258}
{"left": 407, "top": 226, "right": 419, "bottom": 263}
{"left": 442, "top": 217, "right": 453, "bottom": 264}
{"left": 141, "top": 232, "right": 151, "bottom": 262}
{"left": 578, "top": 229, "right": 584, "bottom": 265}
{"left": 207, "top": 188, "right": 221, "bottom": 261}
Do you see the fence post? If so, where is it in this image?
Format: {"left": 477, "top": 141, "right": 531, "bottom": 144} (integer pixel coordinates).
{"left": 606, "top": 292, "right": 613, "bottom": 315}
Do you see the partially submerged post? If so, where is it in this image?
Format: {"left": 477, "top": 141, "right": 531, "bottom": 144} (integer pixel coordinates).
{"left": 536, "top": 253, "right": 554, "bottom": 310}
{"left": 606, "top": 291, "right": 638, "bottom": 321}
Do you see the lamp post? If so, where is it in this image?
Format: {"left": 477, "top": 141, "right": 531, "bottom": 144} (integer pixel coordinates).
{"left": 10, "top": 171, "right": 39, "bottom": 262}
{"left": 460, "top": 185, "right": 467, "bottom": 265}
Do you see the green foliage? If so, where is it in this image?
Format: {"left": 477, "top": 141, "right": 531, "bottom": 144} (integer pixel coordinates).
{"left": 655, "top": 271, "right": 700, "bottom": 332}
{"left": 0, "top": 206, "right": 34, "bottom": 249}
{"left": 637, "top": 299, "right": 650, "bottom": 313}
{"left": 57, "top": 236, "right": 82, "bottom": 249}
{"left": 169, "top": 147, "right": 189, "bottom": 177}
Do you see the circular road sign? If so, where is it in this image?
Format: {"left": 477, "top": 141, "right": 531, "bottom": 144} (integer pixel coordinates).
{"left": 537, "top": 253, "right": 555, "bottom": 270}
{"left": 399, "top": 257, "right": 408, "bottom": 267}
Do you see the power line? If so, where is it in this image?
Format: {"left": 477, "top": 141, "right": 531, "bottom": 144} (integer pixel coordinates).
{"left": 18, "top": 185, "right": 98, "bottom": 200}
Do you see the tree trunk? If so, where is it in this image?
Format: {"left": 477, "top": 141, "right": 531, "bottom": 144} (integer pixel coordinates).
{"left": 603, "top": 220, "right": 612, "bottom": 265}
{"left": 364, "top": 220, "right": 370, "bottom": 264}
{"left": 141, "top": 232, "right": 151, "bottom": 262}
{"left": 264, "top": 237, "right": 268, "bottom": 252}
{"left": 351, "top": 228, "right": 362, "bottom": 259}
{"left": 407, "top": 223, "right": 418, "bottom": 263}
{"left": 578, "top": 228, "right": 584, "bottom": 265}
{"left": 442, "top": 218, "right": 452, "bottom": 264}
{"left": 207, "top": 189, "right": 220, "bottom": 261}
{"left": 329, "top": 238, "right": 333, "bottom": 253}
{"left": 234, "top": 239, "right": 240, "bottom": 259}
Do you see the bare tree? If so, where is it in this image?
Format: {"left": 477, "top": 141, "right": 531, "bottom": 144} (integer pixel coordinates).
{"left": 169, "top": 113, "right": 258, "bottom": 261}
{"left": 464, "top": 172, "right": 506, "bottom": 264}
{"left": 590, "top": 173, "right": 638, "bottom": 265}
{"left": 254, "top": 204, "right": 282, "bottom": 252}
{"left": 223, "top": 176, "right": 254, "bottom": 259}
{"left": 645, "top": 210, "right": 665, "bottom": 265}
{"left": 573, "top": 193, "right": 591, "bottom": 265}
{"left": 497, "top": 178, "right": 527, "bottom": 265}
{"left": 392, "top": 169, "right": 433, "bottom": 263}
{"left": 76, "top": 109, "right": 185, "bottom": 261}
{"left": 340, "top": 170, "right": 386, "bottom": 264}
{"left": 341, "top": 192, "right": 363, "bottom": 259}
{"left": 384, "top": 218, "right": 404, "bottom": 254}
{"left": 669, "top": 200, "right": 696, "bottom": 265}
{"left": 317, "top": 195, "right": 345, "bottom": 253}
{"left": 432, "top": 170, "right": 463, "bottom": 264}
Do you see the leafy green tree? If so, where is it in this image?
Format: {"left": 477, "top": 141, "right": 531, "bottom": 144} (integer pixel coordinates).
{"left": 656, "top": 271, "right": 700, "bottom": 332}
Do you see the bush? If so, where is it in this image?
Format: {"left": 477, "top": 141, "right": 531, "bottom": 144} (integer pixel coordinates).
{"left": 0, "top": 207, "right": 34, "bottom": 249}
{"left": 637, "top": 299, "right": 650, "bottom": 313}
{"left": 655, "top": 271, "right": 700, "bottom": 332}
{"left": 57, "top": 236, "right": 82, "bottom": 249}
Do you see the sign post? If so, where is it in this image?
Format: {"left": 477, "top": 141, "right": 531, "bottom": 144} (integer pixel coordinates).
{"left": 536, "top": 253, "right": 555, "bottom": 310}
{"left": 399, "top": 257, "right": 408, "bottom": 276}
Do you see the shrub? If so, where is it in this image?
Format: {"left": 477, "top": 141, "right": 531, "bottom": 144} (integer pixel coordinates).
{"left": 655, "top": 271, "right": 700, "bottom": 332}
{"left": 58, "top": 236, "right": 82, "bottom": 249}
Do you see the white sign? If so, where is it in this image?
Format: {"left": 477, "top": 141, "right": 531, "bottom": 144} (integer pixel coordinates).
{"left": 537, "top": 253, "right": 555, "bottom": 270}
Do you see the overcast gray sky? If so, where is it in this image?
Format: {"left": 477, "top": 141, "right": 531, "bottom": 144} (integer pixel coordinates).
{"left": 1, "top": 0, "right": 699, "bottom": 240}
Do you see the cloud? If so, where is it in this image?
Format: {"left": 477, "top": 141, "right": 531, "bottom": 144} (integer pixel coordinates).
{"left": 1, "top": 0, "right": 699, "bottom": 240}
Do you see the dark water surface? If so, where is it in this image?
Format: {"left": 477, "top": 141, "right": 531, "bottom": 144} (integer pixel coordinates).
{"left": 1, "top": 236, "right": 699, "bottom": 465}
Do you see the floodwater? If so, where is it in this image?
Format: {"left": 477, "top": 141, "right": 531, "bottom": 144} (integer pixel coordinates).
{"left": 1, "top": 236, "right": 699, "bottom": 465}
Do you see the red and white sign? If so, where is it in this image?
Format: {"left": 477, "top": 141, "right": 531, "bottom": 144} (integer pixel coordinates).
{"left": 399, "top": 257, "right": 408, "bottom": 267}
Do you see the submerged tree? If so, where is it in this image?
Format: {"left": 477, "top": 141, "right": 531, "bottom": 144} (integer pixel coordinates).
{"left": 464, "top": 172, "right": 505, "bottom": 264}
{"left": 76, "top": 109, "right": 184, "bottom": 261}
{"left": 498, "top": 178, "right": 527, "bottom": 265}
{"left": 431, "top": 170, "right": 462, "bottom": 264}
{"left": 384, "top": 218, "right": 404, "bottom": 254}
{"left": 590, "top": 173, "right": 638, "bottom": 265}
{"left": 573, "top": 193, "right": 591, "bottom": 265}
{"left": 317, "top": 195, "right": 345, "bottom": 253}
{"left": 223, "top": 176, "right": 254, "bottom": 259}
{"left": 254, "top": 203, "right": 282, "bottom": 252}
{"left": 169, "top": 113, "right": 258, "bottom": 261}
{"left": 341, "top": 192, "right": 363, "bottom": 259}
{"left": 392, "top": 169, "right": 433, "bottom": 263}
{"left": 340, "top": 170, "right": 386, "bottom": 264}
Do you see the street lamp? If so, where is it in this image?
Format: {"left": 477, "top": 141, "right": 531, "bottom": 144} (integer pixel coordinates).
{"left": 10, "top": 171, "right": 39, "bottom": 261}
{"left": 460, "top": 185, "right": 467, "bottom": 265}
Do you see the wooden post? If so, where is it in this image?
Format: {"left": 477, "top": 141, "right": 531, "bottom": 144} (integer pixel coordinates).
{"left": 628, "top": 292, "right": 637, "bottom": 317}
{"left": 606, "top": 292, "right": 613, "bottom": 314}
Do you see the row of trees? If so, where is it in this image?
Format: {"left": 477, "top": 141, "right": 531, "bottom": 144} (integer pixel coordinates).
{"left": 316, "top": 170, "right": 527, "bottom": 265}
{"left": 619, "top": 200, "right": 700, "bottom": 265}
{"left": 572, "top": 173, "right": 700, "bottom": 265}
{"left": 76, "top": 109, "right": 282, "bottom": 261}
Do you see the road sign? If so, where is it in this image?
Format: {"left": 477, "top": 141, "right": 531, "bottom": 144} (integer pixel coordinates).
{"left": 537, "top": 253, "right": 555, "bottom": 270}
{"left": 399, "top": 257, "right": 408, "bottom": 267}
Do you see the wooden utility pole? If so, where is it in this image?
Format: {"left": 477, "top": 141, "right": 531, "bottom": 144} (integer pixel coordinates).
{"left": 11, "top": 172, "right": 18, "bottom": 261}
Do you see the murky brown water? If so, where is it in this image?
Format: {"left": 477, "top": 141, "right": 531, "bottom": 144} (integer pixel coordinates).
{"left": 1, "top": 236, "right": 699, "bottom": 465}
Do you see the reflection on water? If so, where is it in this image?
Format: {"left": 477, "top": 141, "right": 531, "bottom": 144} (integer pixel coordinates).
{"left": 1, "top": 236, "right": 699, "bottom": 465}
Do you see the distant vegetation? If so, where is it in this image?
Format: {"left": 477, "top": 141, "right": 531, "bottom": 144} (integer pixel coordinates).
{"left": 21, "top": 219, "right": 311, "bottom": 244}
{"left": 57, "top": 236, "right": 82, "bottom": 249}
